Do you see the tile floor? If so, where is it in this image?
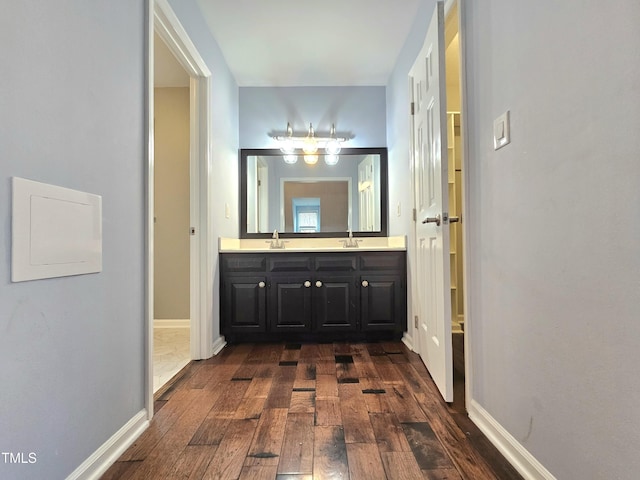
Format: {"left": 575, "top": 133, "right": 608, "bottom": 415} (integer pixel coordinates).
{"left": 153, "top": 326, "right": 190, "bottom": 393}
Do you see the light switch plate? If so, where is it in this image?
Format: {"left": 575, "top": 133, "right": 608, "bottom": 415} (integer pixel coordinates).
{"left": 493, "top": 110, "right": 510, "bottom": 150}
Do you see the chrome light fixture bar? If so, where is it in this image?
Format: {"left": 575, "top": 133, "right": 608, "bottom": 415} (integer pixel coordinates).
{"left": 274, "top": 122, "right": 347, "bottom": 154}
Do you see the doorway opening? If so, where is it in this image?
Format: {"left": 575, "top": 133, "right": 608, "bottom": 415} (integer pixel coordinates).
{"left": 444, "top": 0, "right": 467, "bottom": 412}
{"left": 153, "top": 32, "right": 192, "bottom": 393}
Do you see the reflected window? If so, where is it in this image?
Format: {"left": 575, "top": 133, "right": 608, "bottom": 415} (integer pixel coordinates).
{"left": 292, "top": 198, "right": 320, "bottom": 233}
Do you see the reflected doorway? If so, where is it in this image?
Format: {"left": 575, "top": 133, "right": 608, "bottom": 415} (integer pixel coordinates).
{"left": 281, "top": 179, "right": 352, "bottom": 232}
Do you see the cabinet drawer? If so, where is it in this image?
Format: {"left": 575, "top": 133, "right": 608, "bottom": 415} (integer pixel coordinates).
{"left": 222, "top": 254, "right": 267, "bottom": 273}
{"left": 315, "top": 255, "right": 357, "bottom": 272}
{"left": 359, "top": 252, "right": 406, "bottom": 271}
{"left": 269, "top": 256, "right": 313, "bottom": 272}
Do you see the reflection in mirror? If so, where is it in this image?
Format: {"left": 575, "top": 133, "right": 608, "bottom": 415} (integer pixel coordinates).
{"left": 241, "top": 148, "right": 387, "bottom": 238}
{"left": 285, "top": 180, "right": 350, "bottom": 232}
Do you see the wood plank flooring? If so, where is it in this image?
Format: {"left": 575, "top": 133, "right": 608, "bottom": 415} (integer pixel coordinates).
{"left": 102, "top": 342, "right": 522, "bottom": 480}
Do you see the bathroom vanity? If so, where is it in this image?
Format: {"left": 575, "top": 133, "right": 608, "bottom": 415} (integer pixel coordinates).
{"left": 221, "top": 147, "right": 405, "bottom": 343}
{"left": 219, "top": 237, "right": 407, "bottom": 343}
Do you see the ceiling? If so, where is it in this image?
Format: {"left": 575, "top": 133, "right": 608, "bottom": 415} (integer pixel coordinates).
{"left": 195, "top": 0, "right": 422, "bottom": 87}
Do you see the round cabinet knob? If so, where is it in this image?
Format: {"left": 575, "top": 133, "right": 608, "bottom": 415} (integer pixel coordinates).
{"left": 304, "top": 281, "right": 311, "bottom": 288}
{"left": 315, "top": 280, "right": 323, "bottom": 288}
{"left": 361, "top": 280, "right": 369, "bottom": 287}
{"left": 258, "top": 281, "right": 265, "bottom": 288}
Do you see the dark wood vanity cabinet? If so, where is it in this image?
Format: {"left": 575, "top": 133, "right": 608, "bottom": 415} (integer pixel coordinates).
{"left": 220, "top": 251, "right": 406, "bottom": 342}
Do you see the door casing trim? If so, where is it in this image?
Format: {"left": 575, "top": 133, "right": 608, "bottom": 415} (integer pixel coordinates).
{"left": 146, "top": 0, "right": 213, "bottom": 419}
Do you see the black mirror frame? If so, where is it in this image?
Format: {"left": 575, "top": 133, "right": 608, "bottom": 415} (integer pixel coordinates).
{"left": 239, "top": 147, "right": 388, "bottom": 239}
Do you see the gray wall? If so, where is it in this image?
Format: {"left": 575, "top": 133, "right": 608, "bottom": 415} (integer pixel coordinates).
{"left": 239, "top": 86, "right": 387, "bottom": 148}
{"left": 0, "top": 1, "right": 146, "bottom": 479}
{"left": 388, "top": 0, "right": 640, "bottom": 478}
{"left": 463, "top": 1, "right": 640, "bottom": 478}
{"left": 0, "top": 0, "right": 239, "bottom": 477}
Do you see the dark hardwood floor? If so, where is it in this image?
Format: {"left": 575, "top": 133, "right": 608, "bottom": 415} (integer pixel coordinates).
{"left": 102, "top": 341, "right": 522, "bottom": 479}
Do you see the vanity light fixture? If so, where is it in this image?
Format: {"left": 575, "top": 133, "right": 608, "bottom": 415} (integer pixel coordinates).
{"left": 273, "top": 122, "right": 347, "bottom": 159}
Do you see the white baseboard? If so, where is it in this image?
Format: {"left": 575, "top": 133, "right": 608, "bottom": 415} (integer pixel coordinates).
{"left": 212, "top": 336, "right": 226, "bottom": 355}
{"left": 468, "top": 400, "right": 556, "bottom": 480}
{"left": 402, "top": 332, "right": 415, "bottom": 351}
{"left": 66, "top": 409, "right": 149, "bottom": 480}
{"left": 154, "top": 318, "right": 190, "bottom": 328}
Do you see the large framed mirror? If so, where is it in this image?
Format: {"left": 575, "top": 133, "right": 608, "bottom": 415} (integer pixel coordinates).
{"left": 240, "top": 147, "right": 388, "bottom": 238}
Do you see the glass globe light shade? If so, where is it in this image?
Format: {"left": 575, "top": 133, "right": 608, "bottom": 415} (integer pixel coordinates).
{"left": 303, "top": 154, "right": 319, "bottom": 165}
{"left": 280, "top": 138, "right": 295, "bottom": 154}
{"left": 283, "top": 154, "right": 298, "bottom": 164}
{"left": 325, "top": 139, "right": 342, "bottom": 155}
{"left": 324, "top": 154, "right": 339, "bottom": 166}
{"left": 302, "top": 136, "right": 318, "bottom": 154}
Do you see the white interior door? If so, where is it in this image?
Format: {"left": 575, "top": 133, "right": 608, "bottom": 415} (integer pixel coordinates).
{"left": 410, "top": 1, "right": 453, "bottom": 402}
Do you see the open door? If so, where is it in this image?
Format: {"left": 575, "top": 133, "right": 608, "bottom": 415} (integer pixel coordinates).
{"left": 410, "top": 1, "right": 453, "bottom": 402}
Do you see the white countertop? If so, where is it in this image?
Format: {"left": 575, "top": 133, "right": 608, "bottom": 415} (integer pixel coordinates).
{"left": 219, "top": 236, "right": 406, "bottom": 253}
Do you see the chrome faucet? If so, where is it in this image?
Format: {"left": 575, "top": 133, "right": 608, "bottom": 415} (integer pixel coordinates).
{"left": 341, "top": 229, "right": 361, "bottom": 248}
{"left": 269, "top": 229, "right": 285, "bottom": 249}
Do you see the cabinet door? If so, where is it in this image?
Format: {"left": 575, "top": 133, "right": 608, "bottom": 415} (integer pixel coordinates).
{"left": 360, "top": 274, "right": 404, "bottom": 331}
{"left": 314, "top": 274, "right": 358, "bottom": 332}
{"left": 223, "top": 275, "right": 267, "bottom": 334}
{"left": 269, "top": 275, "right": 313, "bottom": 332}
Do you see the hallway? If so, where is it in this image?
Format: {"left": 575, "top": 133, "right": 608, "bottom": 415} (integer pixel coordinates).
{"left": 102, "top": 342, "right": 521, "bottom": 479}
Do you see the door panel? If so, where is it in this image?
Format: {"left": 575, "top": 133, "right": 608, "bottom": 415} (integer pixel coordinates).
{"left": 410, "top": 1, "right": 453, "bottom": 402}
{"left": 270, "top": 275, "right": 312, "bottom": 331}
{"left": 361, "top": 274, "right": 403, "bottom": 331}
{"left": 224, "top": 275, "right": 267, "bottom": 333}
{"left": 314, "top": 275, "right": 358, "bottom": 332}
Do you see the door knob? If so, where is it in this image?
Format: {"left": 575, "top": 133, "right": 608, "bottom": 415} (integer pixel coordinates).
{"left": 422, "top": 214, "right": 441, "bottom": 226}
{"left": 315, "top": 280, "right": 323, "bottom": 288}
{"left": 449, "top": 216, "right": 460, "bottom": 223}
{"left": 304, "top": 281, "right": 311, "bottom": 288}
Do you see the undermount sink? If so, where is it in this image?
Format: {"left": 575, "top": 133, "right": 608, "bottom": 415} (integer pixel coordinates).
{"left": 218, "top": 236, "right": 406, "bottom": 253}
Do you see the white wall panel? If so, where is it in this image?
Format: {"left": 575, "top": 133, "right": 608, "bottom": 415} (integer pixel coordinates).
{"left": 12, "top": 177, "right": 102, "bottom": 282}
